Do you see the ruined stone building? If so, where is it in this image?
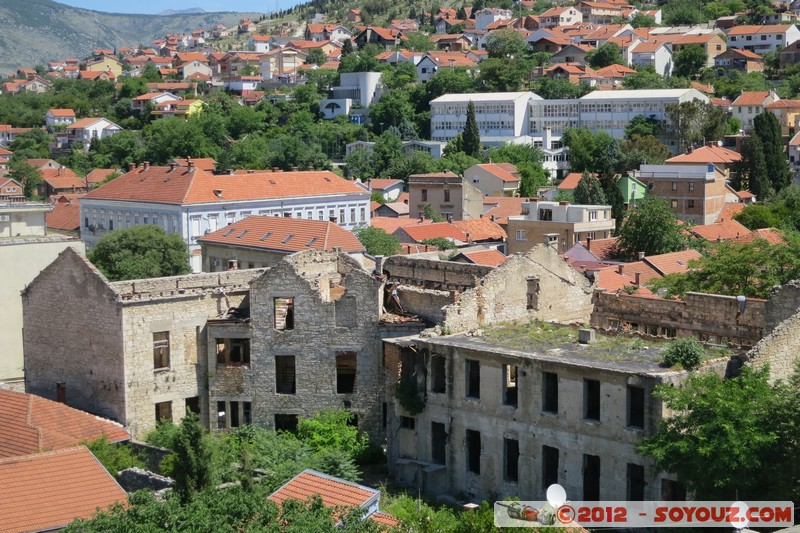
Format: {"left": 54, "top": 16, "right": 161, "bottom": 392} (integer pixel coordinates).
{"left": 383, "top": 332, "right": 702, "bottom": 503}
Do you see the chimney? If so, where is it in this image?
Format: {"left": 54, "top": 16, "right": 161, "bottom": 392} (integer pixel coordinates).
{"left": 617, "top": 264, "right": 623, "bottom": 274}
{"left": 367, "top": 178, "right": 372, "bottom": 190}
{"left": 418, "top": 213, "right": 424, "bottom": 222}
{"left": 634, "top": 272, "right": 641, "bottom": 286}
{"left": 446, "top": 213, "right": 453, "bottom": 223}
{"left": 559, "top": 201, "right": 569, "bottom": 206}
{"left": 490, "top": 215, "right": 495, "bottom": 222}
{"left": 169, "top": 163, "right": 176, "bottom": 172}
{"left": 187, "top": 159, "right": 195, "bottom": 170}
{"left": 273, "top": 167, "right": 280, "bottom": 172}
{"left": 638, "top": 251, "right": 645, "bottom": 260}
{"left": 228, "top": 169, "right": 234, "bottom": 175}
{"left": 227, "top": 259, "right": 238, "bottom": 271}
{"left": 128, "top": 162, "right": 136, "bottom": 171}
{"left": 143, "top": 161, "right": 150, "bottom": 171}
{"left": 56, "top": 382, "right": 66, "bottom": 404}
{"left": 586, "top": 237, "right": 592, "bottom": 251}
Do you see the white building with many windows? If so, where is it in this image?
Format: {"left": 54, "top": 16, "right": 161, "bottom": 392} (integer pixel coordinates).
{"left": 430, "top": 92, "right": 540, "bottom": 142}
{"left": 79, "top": 163, "right": 371, "bottom": 272}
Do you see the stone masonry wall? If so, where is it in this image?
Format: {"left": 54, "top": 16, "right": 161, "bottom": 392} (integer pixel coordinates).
{"left": 442, "top": 245, "right": 595, "bottom": 333}
{"left": 764, "top": 280, "right": 800, "bottom": 335}
{"left": 395, "top": 286, "right": 455, "bottom": 323}
{"left": 592, "top": 291, "right": 765, "bottom": 347}
{"left": 747, "top": 308, "right": 800, "bottom": 383}
{"left": 23, "top": 248, "right": 126, "bottom": 424}
{"left": 383, "top": 256, "right": 492, "bottom": 291}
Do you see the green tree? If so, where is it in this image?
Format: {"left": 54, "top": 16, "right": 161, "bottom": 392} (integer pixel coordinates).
{"left": 369, "top": 90, "right": 414, "bottom": 132}
{"left": 625, "top": 115, "right": 660, "bottom": 139}
{"left": 663, "top": 0, "right": 706, "bottom": 24}
{"left": 673, "top": 44, "right": 708, "bottom": 78}
{"left": 573, "top": 172, "right": 607, "bottom": 205}
{"left": 486, "top": 143, "right": 549, "bottom": 196}
{"left": 737, "top": 134, "right": 772, "bottom": 199}
{"left": 400, "top": 32, "right": 435, "bottom": 52}
{"left": 616, "top": 195, "right": 687, "bottom": 259}
{"left": 306, "top": 47, "right": 327, "bottom": 66}
{"left": 345, "top": 147, "right": 377, "bottom": 180}
{"left": 665, "top": 100, "right": 727, "bottom": 152}
{"left": 531, "top": 77, "right": 588, "bottom": 99}
{"left": 485, "top": 29, "right": 528, "bottom": 59}
{"left": 353, "top": 226, "right": 401, "bottom": 255}
{"left": 662, "top": 338, "right": 705, "bottom": 369}
{"left": 462, "top": 101, "right": 481, "bottom": 158}
{"left": 619, "top": 134, "right": 672, "bottom": 169}
{"left": 638, "top": 365, "right": 800, "bottom": 501}
{"left": 423, "top": 203, "right": 446, "bottom": 222}
{"left": 297, "top": 409, "right": 368, "bottom": 457}
{"left": 585, "top": 42, "right": 623, "bottom": 69}
{"left": 476, "top": 58, "right": 528, "bottom": 91}
{"left": 753, "top": 111, "right": 791, "bottom": 193}
{"left": 420, "top": 237, "right": 457, "bottom": 250}
{"left": 172, "top": 411, "right": 213, "bottom": 504}
{"left": 8, "top": 161, "right": 42, "bottom": 200}
{"left": 88, "top": 225, "right": 191, "bottom": 281}
{"left": 9, "top": 129, "right": 53, "bottom": 158}
{"left": 629, "top": 13, "right": 657, "bottom": 27}
{"left": 84, "top": 436, "right": 145, "bottom": 475}
{"left": 342, "top": 38, "right": 354, "bottom": 55}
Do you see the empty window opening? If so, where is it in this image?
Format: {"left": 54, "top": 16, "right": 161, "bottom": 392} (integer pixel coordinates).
{"left": 275, "top": 414, "right": 298, "bottom": 433}
{"left": 526, "top": 276, "right": 540, "bottom": 310}
{"left": 275, "top": 356, "right": 296, "bottom": 394}
{"left": 504, "top": 438, "right": 520, "bottom": 482}
{"left": 542, "top": 445, "right": 559, "bottom": 490}
{"left": 466, "top": 429, "right": 481, "bottom": 474}
{"left": 382, "top": 402, "right": 387, "bottom": 429}
{"left": 186, "top": 396, "right": 200, "bottom": 415}
{"left": 583, "top": 454, "right": 601, "bottom": 501}
{"left": 584, "top": 379, "right": 600, "bottom": 421}
{"left": 431, "top": 422, "right": 447, "bottom": 465}
{"left": 216, "top": 338, "right": 251, "bottom": 365}
{"left": 465, "top": 359, "right": 480, "bottom": 399}
{"left": 243, "top": 401, "right": 252, "bottom": 425}
{"left": 230, "top": 400, "right": 240, "bottom": 428}
{"left": 542, "top": 372, "right": 558, "bottom": 413}
{"left": 155, "top": 401, "right": 172, "bottom": 423}
{"left": 627, "top": 463, "right": 646, "bottom": 501}
{"left": 217, "top": 401, "right": 227, "bottom": 429}
{"left": 56, "top": 382, "right": 66, "bottom": 404}
{"left": 336, "top": 352, "right": 357, "bottom": 393}
{"left": 400, "top": 416, "right": 416, "bottom": 430}
{"left": 503, "top": 365, "right": 518, "bottom": 407}
{"left": 274, "top": 297, "right": 294, "bottom": 330}
{"left": 430, "top": 355, "right": 446, "bottom": 393}
{"left": 539, "top": 208, "right": 553, "bottom": 221}
{"left": 661, "top": 479, "right": 686, "bottom": 501}
{"left": 627, "top": 385, "right": 645, "bottom": 429}
{"left": 153, "top": 332, "right": 170, "bottom": 369}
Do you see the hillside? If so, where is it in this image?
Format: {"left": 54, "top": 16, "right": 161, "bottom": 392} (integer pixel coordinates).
{"left": 0, "top": 0, "right": 263, "bottom": 73}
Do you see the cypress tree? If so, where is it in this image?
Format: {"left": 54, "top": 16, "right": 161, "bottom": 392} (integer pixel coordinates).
{"left": 463, "top": 101, "right": 481, "bottom": 158}
{"left": 754, "top": 112, "right": 790, "bottom": 193}
{"left": 739, "top": 135, "right": 772, "bottom": 200}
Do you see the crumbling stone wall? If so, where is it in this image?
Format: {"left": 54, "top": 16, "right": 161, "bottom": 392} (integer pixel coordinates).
{"left": 395, "top": 286, "right": 454, "bottom": 323}
{"left": 592, "top": 291, "right": 765, "bottom": 347}
{"left": 764, "top": 280, "right": 800, "bottom": 335}
{"left": 442, "top": 245, "right": 595, "bottom": 333}
{"left": 747, "top": 307, "right": 800, "bottom": 382}
{"left": 116, "top": 467, "right": 174, "bottom": 492}
{"left": 383, "top": 256, "right": 492, "bottom": 291}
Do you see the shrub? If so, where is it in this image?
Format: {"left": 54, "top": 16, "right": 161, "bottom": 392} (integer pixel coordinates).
{"left": 662, "top": 338, "right": 705, "bottom": 370}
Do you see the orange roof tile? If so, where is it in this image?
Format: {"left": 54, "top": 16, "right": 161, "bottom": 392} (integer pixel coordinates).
{"left": 85, "top": 167, "right": 365, "bottom": 205}
{"left": 0, "top": 446, "right": 127, "bottom": 532}
{"left": 595, "top": 63, "right": 636, "bottom": 77}
{"left": 557, "top": 172, "right": 595, "bottom": 190}
{"left": 368, "top": 178, "right": 403, "bottom": 190}
{"left": 476, "top": 163, "right": 520, "bottom": 182}
{"left": 691, "top": 220, "right": 750, "bottom": 241}
{"left": 666, "top": 145, "right": 742, "bottom": 164}
{"left": 731, "top": 91, "right": 772, "bottom": 106}
{"left": 399, "top": 222, "right": 469, "bottom": 242}
{"left": 269, "top": 469, "right": 378, "bottom": 509}
{"left": 0, "top": 390, "right": 130, "bottom": 459}
{"left": 731, "top": 228, "right": 784, "bottom": 245}
{"left": 172, "top": 157, "right": 217, "bottom": 172}
{"left": 642, "top": 249, "right": 702, "bottom": 276}
{"left": 66, "top": 117, "right": 115, "bottom": 130}
{"left": 482, "top": 196, "right": 527, "bottom": 224}
{"left": 371, "top": 216, "right": 433, "bottom": 234}
{"left": 46, "top": 195, "right": 82, "bottom": 231}
{"left": 197, "top": 216, "right": 364, "bottom": 253}
{"left": 452, "top": 218, "right": 507, "bottom": 240}
{"left": 728, "top": 24, "right": 794, "bottom": 35}
{"left": 582, "top": 237, "right": 620, "bottom": 261}
{"left": 716, "top": 202, "right": 745, "bottom": 223}
{"left": 40, "top": 168, "right": 85, "bottom": 190}
{"left": 595, "top": 267, "right": 657, "bottom": 295}
{"left": 48, "top": 108, "right": 76, "bottom": 117}
{"left": 85, "top": 168, "right": 119, "bottom": 184}
{"left": 455, "top": 248, "right": 509, "bottom": 266}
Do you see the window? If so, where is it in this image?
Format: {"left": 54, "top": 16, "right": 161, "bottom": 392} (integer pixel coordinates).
{"left": 687, "top": 199, "right": 695, "bottom": 209}
{"left": 421, "top": 189, "right": 428, "bottom": 201}
{"left": 583, "top": 454, "right": 601, "bottom": 501}
{"left": 671, "top": 181, "right": 677, "bottom": 191}
{"left": 243, "top": 401, "right": 252, "bottom": 425}
{"left": 465, "top": 359, "right": 480, "bottom": 399}
{"left": 350, "top": 208, "right": 356, "bottom": 223}
{"left": 274, "top": 297, "right": 294, "bottom": 330}
{"left": 671, "top": 200, "right": 678, "bottom": 209}
{"left": 542, "top": 371, "right": 558, "bottom": 413}
{"left": 230, "top": 400, "right": 240, "bottom": 427}
{"left": 217, "top": 400, "right": 227, "bottom": 429}
{"left": 430, "top": 355, "right": 446, "bottom": 393}
{"left": 503, "top": 364, "right": 518, "bottom": 407}
{"left": 661, "top": 479, "right": 686, "bottom": 501}
{"left": 515, "top": 229, "right": 527, "bottom": 241}
{"left": 155, "top": 401, "right": 172, "bottom": 423}
{"left": 504, "top": 438, "right": 519, "bottom": 482}
{"left": 153, "top": 332, "right": 170, "bottom": 369}
{"left": 539, "top": 208, "right": 553, "bottom": 221}
{"left": 688, "top": 182, "right": 695, "bottom": 192}
{"left": 360, "top": 207, "right": 366, "bottom": 222}
{"left": 466, "top": 429, "right": 481, "bottom": 474}
{"left": 584, "top": 379, "right": 600, "bottom": 421}
{"left": 542, "top": 446, "right": 559, "bottom": 489}
{"left": 400, "top": 416, "right": 416, "bottom": 429}
{"left": 216, "top": 338, "right": 251, "bottom": 365}
{"left": 336, "top": 352, "right": 357, "bottom": 393}
{"left": 444, "top": 189, "right": 451, "bottom": 202}
{"left": 431, "top": 422, "right": 447, "bottom": 466}
{"left": 627, "top": 385, "right": 645, "bottom": 429}
{"left": 627, "top": 463, "right": 646, "bottom": 501}
{"left": 275, "top": 414, "right": 298, "bottom": 433}
{"left": 275, "top": 356, "right": 296, "bottom": 394}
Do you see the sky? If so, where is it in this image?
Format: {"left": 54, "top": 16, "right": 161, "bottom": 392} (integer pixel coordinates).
{"left": 57, "top": 1, "right": 283, "bottom": 15}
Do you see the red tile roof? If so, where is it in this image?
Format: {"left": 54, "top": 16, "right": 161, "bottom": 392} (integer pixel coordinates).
{"left": 582, "top": 237, "right": 620, "bottom": 261}
{"left": 368, "top": 178, "right": 403, "bottom": 190}
{"left": 371, "top": 216, "right": 433, "bottom": 234}
{"left": 455, "top": 248, "right": 509, "bottom": 266}
{"left": 728, "top": 24, "right": 794, "bottom": 35}
{"left": 370, "top": 511, "right": 401, "bottom": 528}
{"left": 197, "top": 216, "right": 364, "bottom": 253}
{"left": 85, "top": 168, "right": 119, "bottom": 185}
{"left": 0, "top": 446, "right": 127, "bottom": 532}
{"left": 66, "top": 117, "right": 114, "bottom": 130}
{"left": 690, "top": 219, "right": 750, "bottom": 241}
{"left": 595, "top": 267, "right": 657, "bottom": 295}
{"left": 40, "top": 168, "right": 85, "bottom": 190}
{"left": 557, "top": 172, "right": 584, "bottom": 190}
{"left": 399, "top": 221, "right": 470, "bottom": 242}
{"left": 172, "top": 157, "right": 217, "bottom": 172}
{"left": 452, "top": 218, "right": 507, "bottom": 240}
{"left": 731, "top": 91, "right": 773, "bottom": 106}
{"left": 666, "top": 145, "right": 742, "bottom": 164}
{"left": 716, "top": 202, "right": 745, "bottom": 223}
{"left": 475, "top": 163, "right": 520, "bottom": 182}
{"left": 0, "top": 389, "right": 130, "bottom": 459}
{"left": 642, "top": 249, "right": 702, "bottom": 276}
{"left": 48, "top": 108, "right": 76, "bottom": 117}
{"left": 732, "top": 228, "right": 785, "bottom": 245}
{"left": 46, "top": 195, "right": 82, "bottom": 231}
{"left": 269, "top": 469, "right": 378, "bottom": 509}
{"left": 85, "top": 167, "right": 365, "bottom": 205}
{"left": 595, "top": 63, "right": 636, "bottom": 77}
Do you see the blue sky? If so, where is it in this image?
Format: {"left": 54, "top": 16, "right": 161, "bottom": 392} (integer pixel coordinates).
{"left": 57, "top": 1, "right": 281, "bottom": 14}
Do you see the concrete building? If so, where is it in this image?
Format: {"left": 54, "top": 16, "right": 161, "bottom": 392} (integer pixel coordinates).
{"left": 475, "top": 8, "right": 513, "bottom": 30}
{"left": 22, "top": 247, "right": 263, "bottom": 437}
{"left": 407, "top": 172, "right": 484, "bottom": 221}
{"left": 636, "top": 164, "right": 728, "bottom": 225}
{"left": 430, "top": 92, "right": 537, "bottom": 142}
{"left": 731, "top": 90, "right": 780, "bottom": 131}
{"left": 79, "top": 164, "right": 370, "bottom": 271}
{"left": 726, "top": 24, "right": 800, "bottom": 54}
{"left": 320, "top": 72, "right": 384, "bottom": 120}
{"left": 506, "top": 200, "right": 615, "bottom": 254}
{"left": 383, "top": 326, "right": 695, "bottom": 502}
{"left": 538, "top": 6, "right": 583, "bottom": 28}
{"left": 464, "top": 163, "right": 521, "bottom": 197}
{"left": 64, "top": 118, "right": 122, "bottom": 151}
{"left": 630, "top": 41, "right": 673, "bottom": 76}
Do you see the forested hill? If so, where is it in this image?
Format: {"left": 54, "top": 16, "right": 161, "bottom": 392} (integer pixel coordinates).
{"left": 0, "top": 0, "right": 262, "bottom": 73}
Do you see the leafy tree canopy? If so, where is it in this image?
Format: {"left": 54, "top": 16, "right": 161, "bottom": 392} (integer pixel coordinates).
{"left": 616, "top": 195, "right": 688, "bottom": 259}
{"left": 585, "top": 42, "right": 623, "bottom": 69}
{"left": 353, "top": 226, "right": 401, "bottom": 256}
{"left": 88, "top": 225, "right": 192, "bottom": 281}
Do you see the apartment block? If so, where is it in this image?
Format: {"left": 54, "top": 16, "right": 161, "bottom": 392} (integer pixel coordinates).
{"left": 407, "top": 172, "right": 484, "bottom": 221}
{"left": 506, "top": 200, "right": 615, "bottom": 254}
{"left": 636, "top": 164, "right": 728, "bottom": 225}
{"left": 430, "top": 92, "right": 537, "bottom": 142}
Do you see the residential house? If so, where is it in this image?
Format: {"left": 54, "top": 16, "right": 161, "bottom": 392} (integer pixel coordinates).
{"left": 79, "top": 164, "right": 371, "bottom": 271}
{"left": 0, "top": 447, "right": 128, "bottom": 531}
{"left": 46, "top": 194, "right": 82, "bottom": 236}
{"left": 636, "top": 163, "right": 728, "bottom": 225}
{"left": 690, "top": 219, "right": 751, "bottom": 241}
{"left": 305, "top": 24, "right": 352, "bottom": 43}
{"left": 393, "top": 218, "right": 507, "bottom": 251}
{"left": 451, "top": 246, "right": 509, "bottom": 266}
{"left": 789, "top": 131, "right": 800, "bottom": 180}
{"left": 617, "top": 174, "right": 648, "bottom": 206}
{"left": 765, "top": 99, "right": 800, "bottom": 136}
{"left": 260, "top": 48, "right": 307, "bottom": 82}
{"left": 630, "top": 40, "right": 673, "bottom": 76}
{"left": 38, "top": 167, "right": 87, "bottom": 197}
{"left": 178, "top": 60, "right": 213, "bottom": 80}
{"left": 347, "top": 9, "right": 362, "bottom": 23}
{"left": 475, "top": 8, "right": 513, "bottom": 30}
{"left": 0, "top": 178, "right": 24, "bottom": 201}
{"left": 731, "top": 90, "right": 779, "bottom": 130}
{"left": 578, "top": 0, "right": 629, "bottom": 23}
{"left": 464, "top": 163, "right": 521, "bottom": 197}
{"left": 248, "top": 34, "right": 272, "bottom": 53}
{"left": 78, "top": 70, "right": 115, "bottom": 81}
{"left": 368, "top": 178, "right": 404, "bottom": 202}
{"left": 391, "top": 19, "right": 420, "bottom": 32}
{"left": 238, "top": 18, "right": 257, "bottom": 33}
{"left": 130, "top": 91, "right": 181, "bottom": 113}
{"left": 320, "top": 71, "right": 384, "bottom": 119}
{"left": 780, "top": 40, "right": 800, "bottom": 66}
{"left": 65, "top": 117, "right": 122, "bottom": 150}
{"left": 429, "top": 34, "right": 473, "bottom": 52}
{"left": 81, "top": 54, "right": 123, "bottom": 77}
{"left": 539, "top": 6, "right": 583, "bottom": 28}
{"left": 415, "top": 52, "right": 478, "bottom": 83}
{"left": 407, "top": 172, "right": 485, "bottom": 221}
{"left": 670, "top": 32, "right": 726, "bottom": 67}
{"left": 507, "top": 200, "right": 615, "bottom": 253}
{"left": 353, "top": 27, "right": 404, "bottom": 49}
{"left": 550, "top": 43, "right": 594, "bottom": 64}
{"left": 526, "top": 28, "right": 573, "bottom": 54}
{"left": 727, "top": 24, "right": 800, "bottom": 54}
{"left": 197, "top": 216, "right": 366, "bottom": 271}
{"left": 715, "top": 48, "right": 766, "bottom": 73}
{"left": 594, "top": 63, "right": 637, "bottom": 88}
{"left": 44, "top": 108, "right": 76, "bottom": 128}
{"left": 665, "top": 143, "right": 742, "bottom": 180}
{"left": 151, "top": 99, "right": 206, "bottom": 119}
{"left": 225, "top": 76, "right": 263, "bottom": 93}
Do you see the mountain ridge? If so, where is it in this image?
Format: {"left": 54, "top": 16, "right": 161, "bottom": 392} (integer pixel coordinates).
{"left": 0, "top": 0, "right": 263, "bottom": 72}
